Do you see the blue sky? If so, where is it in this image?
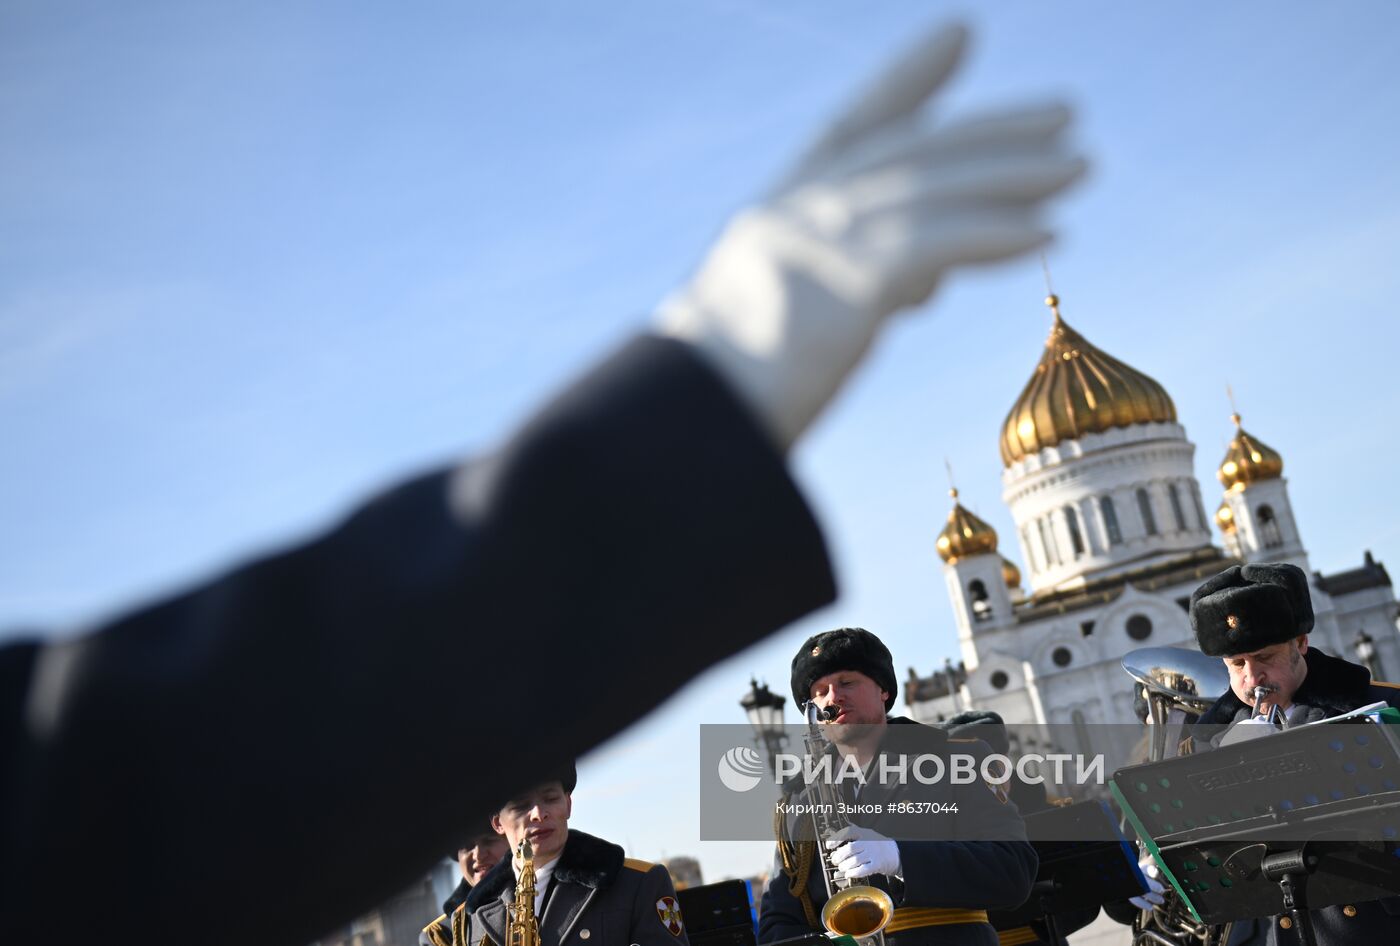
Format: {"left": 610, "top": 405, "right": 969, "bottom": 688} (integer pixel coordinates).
{"left": 4, "top": 3, "right": 1400, "bottom": 881}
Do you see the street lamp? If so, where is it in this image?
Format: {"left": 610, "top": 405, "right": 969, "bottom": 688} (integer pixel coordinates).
{"left": 740, "top": 678, "right": 787, "bottom": 776}
{"left": 1355, "top": 629, "right": 1383, "bottom": 680}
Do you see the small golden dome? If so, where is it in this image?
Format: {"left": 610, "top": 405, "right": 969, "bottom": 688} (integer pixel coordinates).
{"left": 936, "top": 488, "right": 998, "bottom": 562}
{"left": 1001, "top": 555, "right": 1022, "bottom": 589}
{"left": 1217, "top": 413, "right": 1283, "bottom": 491}
{"left": 1000, "top": 295, "right": 1177, "bottom": 466}
{"left": 1215, "top": 500, "right": 1236, "bottom": 534}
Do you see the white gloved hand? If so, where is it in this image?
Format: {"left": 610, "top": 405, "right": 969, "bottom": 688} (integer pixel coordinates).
{"left": 826, "top": 825, "right": 902, "bottom": 880}
{"left": 1129, "top": 854, "right": 1166, "bottom": 910}
{"left": 658, "top": 23, "right": 1085, "bottom": 448}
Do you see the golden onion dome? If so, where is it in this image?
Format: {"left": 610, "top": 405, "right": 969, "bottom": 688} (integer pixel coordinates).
{"left": 1215, "top": 500, "right": 1237, "bottom": 534}
{"left": 1000, "top": 555, "right": 1022, "bottom": 589}
{"left": 1000, "top": 295, "right": 1177, "bottom": 466}
{"left": 936, "top": 489, "right": 998, "bottom": 562}
{"left": 1218, "top": 413, "right": 1283, "bottom": 491}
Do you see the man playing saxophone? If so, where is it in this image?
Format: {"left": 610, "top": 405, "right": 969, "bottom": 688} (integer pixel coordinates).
{"left": 760, "top": 628, "right": 1038, "bottom": 946}
{"left": 464, "top": 764, "right": 689, "bottom": 946}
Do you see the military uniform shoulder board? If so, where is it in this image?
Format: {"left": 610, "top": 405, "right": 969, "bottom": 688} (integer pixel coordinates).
{"left": 624, "top": 857, "right": 656, "bottom": 872}
{"left": 656, "top": 896, "right": 685, "bottom": 937}
{"left": 420, "top": 913, "right": 452, "bottom": 946}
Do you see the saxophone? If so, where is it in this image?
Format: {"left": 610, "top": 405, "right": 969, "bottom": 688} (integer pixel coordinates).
{"left": 506, "top": 839, "right": 542, "bottom": 946}
{"left": 798, "top": 702, "right": 895, "bottom": 944}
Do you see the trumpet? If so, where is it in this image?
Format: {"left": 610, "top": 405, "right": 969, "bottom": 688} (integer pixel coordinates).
{"left": 801, "top": 702, "right": 895, "bottom": 944}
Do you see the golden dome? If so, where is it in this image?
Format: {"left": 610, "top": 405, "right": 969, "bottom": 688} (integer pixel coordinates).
{"left": 1001, "top": 555, "right": 1022, "bottom": 589}
{"left": 1000, "top": 295, "right": 1177, "bottom": 466}
{"left": 1218, "top": 413, "right": 1283, "bottom": 491}
{"left": 936, "top": 489, "right": 998, "bottom": 562}
{"left": 1214, "top": 500, "right": 1237, "bottom": 534}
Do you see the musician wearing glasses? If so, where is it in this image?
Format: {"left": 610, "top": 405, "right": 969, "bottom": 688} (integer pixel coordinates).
{"left": 759, "top": 627, "right": 1038, "bottom": 946}
{"left": 461, "top": 764, "right": 689, "bottom": 946}
{"left": 1186, "top": 563, "right": 1400, "bottom": 945}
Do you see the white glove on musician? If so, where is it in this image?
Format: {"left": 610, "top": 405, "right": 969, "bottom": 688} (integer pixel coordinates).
{"left": 1129, "top": 854, "right": 1167, "bottom": 910}
{"left": 658, "top": 22, "right": 1085, "bottom": 449}
{"left": 826, "top": 825, "right": 902, "bottom": 881}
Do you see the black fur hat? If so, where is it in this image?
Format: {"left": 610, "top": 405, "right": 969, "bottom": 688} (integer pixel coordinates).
{"left": 790, "top": 627, "right": 897, "bottom": 711}
{"left": 495, "top": 761, "right": 578, "bottom": 813}
{"left": 1190, "top": 563, "right": 1314, "bottom": 657}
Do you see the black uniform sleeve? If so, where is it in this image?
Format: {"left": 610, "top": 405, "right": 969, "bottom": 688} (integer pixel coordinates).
{"left": 630, "top": 864, "right": 691, "bottom": 946}
{"left": 758, "top": 847, "right": 819, "bottom": 943}
{"left": 895, "top": 746, "right": 1037, "bottom": 911}
{"left": 0, "top": 336, "right": 836, "bottom": 946}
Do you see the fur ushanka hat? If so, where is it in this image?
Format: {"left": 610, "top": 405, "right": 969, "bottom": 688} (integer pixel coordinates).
{"left": 1190, "top": 563, "right": 1314, "bottom": 657}
{"left": 790, "top": 627, "right": 898, "bottom": 711}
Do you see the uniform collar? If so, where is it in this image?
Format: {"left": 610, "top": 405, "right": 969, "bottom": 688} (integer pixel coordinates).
{"left": 1195, "top": 648, "right": 1373, "bottom": 730}
{"left": 467, "top": 830, "right": 625, "bottom": 912}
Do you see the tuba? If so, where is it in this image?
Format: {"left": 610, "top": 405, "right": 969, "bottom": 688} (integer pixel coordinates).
{"left": 1121, "top": 647, "right": 1233, "bottom": 946}
{"left": 506, "top": 839, "right": 542, "bottom": 946}
{"left": 797, "top": 702, "right": 895, "bottom": 944}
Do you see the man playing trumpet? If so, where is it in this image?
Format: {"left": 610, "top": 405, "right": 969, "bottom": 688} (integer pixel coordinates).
{"left": 1185, "top": 564, "right": 1400, "bottom": 944}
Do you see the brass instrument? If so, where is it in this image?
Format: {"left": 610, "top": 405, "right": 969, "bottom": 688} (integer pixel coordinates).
{"left": 506, "top": 839, "right": 542, "bottom": 946}
{"left": 800, "top": 702, "right": 895, "bottom": 944}
{"left": 1121, "top": 647, "right": 1233, "bottom": 946}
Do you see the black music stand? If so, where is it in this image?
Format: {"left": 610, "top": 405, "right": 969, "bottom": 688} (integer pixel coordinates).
{"left": 989, "top": 800, "right": 1147, "bottom": 946}
{"left": 1112, "top": 713, "right": 1400, "bottom": 945}
{"left": 677, "top": 880, "right": 758, "bottom": 946}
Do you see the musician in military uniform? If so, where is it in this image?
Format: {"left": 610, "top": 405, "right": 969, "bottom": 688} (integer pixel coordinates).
{"left": 758, "top": 628, "right": 1039, "bottom": 946}
{"left": 1185, "top": 563, "right": 1400, "bottom": 945}
{"left": 463, "top": 764, "right": 689, "bottom": 946}
{"left": 422, "top": 823, "right": 512, "bottom": 946}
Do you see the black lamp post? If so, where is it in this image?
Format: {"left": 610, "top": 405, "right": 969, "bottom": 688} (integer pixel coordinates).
{"left": 740, "top": 677, "right": 787, "bottom": 777}
{"left": 1355, "top": 629, "right": 1384, "bottom": 680}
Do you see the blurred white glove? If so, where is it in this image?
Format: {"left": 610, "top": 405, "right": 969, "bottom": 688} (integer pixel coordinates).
{"left": 1130, "top": 854, "right": 1166, "bottom": 910}
{"left": 826, "top": 825, "right": 902, "bottom": 880}
{"left": 658, "top": 23, "right": 1085, "bottom": 448}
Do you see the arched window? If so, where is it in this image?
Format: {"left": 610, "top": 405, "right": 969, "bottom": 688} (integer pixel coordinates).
{"left": 1258, "top": 504, "right": 1283, "bottom": 548}
{"left": 1072, "top": 709, "right": 1093, "bottom": 759}
{"left": 968, "top": 579, "right": 992, "bottom": 622}
{"left": 1100, "top": 496, "right": 1123, "bottom": 545}
{"left": 1191, "top": 486, "right": 1209, "bottom": 530}
{"left": 1168, "top": 483, "right": 1187, "bottom": 532}
{"left": 1064, "top": 505, "right": 1085, "bottom": 556}
{"left": 1038, "top": 517, "right": 1060, "bottom": 567}
{"left": 1137, "top": 488, "right": 1159, "bottom": 536}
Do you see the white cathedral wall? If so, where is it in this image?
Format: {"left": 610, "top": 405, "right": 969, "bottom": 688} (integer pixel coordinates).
{"left": 960, "top": 583, "right": 1202, "bottom": 755}
{"left": 1001, "top": 423, "right": 1213, "bottom": 594}
{"left": 1221, "top": 478, "right": 1309, "bottom": 571}
{"left": 1327, "top": 585, "right": 1400, "bottom": 682}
